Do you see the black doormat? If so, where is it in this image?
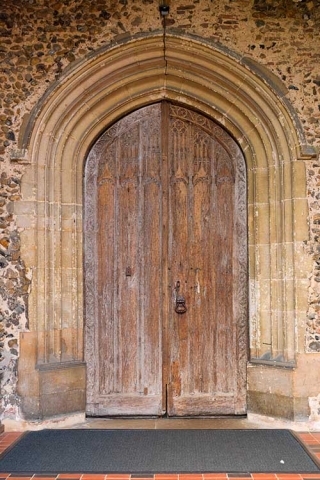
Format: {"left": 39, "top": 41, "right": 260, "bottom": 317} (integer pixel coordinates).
{"left": 0, "top": 429, "right": 319, "bottom": 474}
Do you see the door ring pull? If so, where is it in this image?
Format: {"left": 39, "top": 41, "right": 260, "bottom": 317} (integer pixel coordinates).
{"left": 175, "top": 280, "right": 187, "bottom": 314}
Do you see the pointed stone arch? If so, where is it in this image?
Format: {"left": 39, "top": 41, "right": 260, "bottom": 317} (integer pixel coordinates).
{"left": 14, "top": 34, "right": 316, "bottom": 420}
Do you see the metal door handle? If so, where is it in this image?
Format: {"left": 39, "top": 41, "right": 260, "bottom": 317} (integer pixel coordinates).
{"left": 175, "top": 281, "right": 187, "bottom": 314}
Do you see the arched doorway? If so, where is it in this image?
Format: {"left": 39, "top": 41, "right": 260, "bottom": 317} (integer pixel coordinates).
{"left": 14, "top": 35, "right": 316, "bottom": 423}
{"left": 84, "top": 102, "right": 247, "bottom": 416}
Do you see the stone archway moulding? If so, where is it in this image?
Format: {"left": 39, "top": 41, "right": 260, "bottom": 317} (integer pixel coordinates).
{"left": 13, "top": 34, "right": 316, "bottom": 420}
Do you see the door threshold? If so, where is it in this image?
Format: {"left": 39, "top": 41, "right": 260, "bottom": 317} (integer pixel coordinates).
{"left": 86, "top": 415, "right": 248, "bottom": 420}
{"left": 86, "top": 415, "right": 160, "bottom": 419}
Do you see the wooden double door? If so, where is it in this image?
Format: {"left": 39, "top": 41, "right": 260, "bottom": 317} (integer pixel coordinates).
{"left": 84, "top": 102, "right": 248, "bottom": 417}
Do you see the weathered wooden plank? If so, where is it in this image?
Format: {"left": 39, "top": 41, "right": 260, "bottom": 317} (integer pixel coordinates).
{"left": 141, "top": 107, "right": 162, "bottom": 399}
{"left": 87, "top": 394, "right": 163, "bottom": 416}
{"left": 167, "top": 112, "right": 190, "bottom": 415}
{"left": 161, "top": 102, "right": 170, "bottom": 413}
{"left": 97, "top": 150, "right": 116, "bottom": 395}
{"left": 170, "top": 394, "right": 235, "bottom": 417}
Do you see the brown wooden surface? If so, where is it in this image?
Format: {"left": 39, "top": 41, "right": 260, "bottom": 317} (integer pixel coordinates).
{"left": 84, "top": 102, "right": 248, "bottom": 417}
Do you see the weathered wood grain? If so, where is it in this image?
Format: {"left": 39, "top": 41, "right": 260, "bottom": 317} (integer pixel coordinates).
{"left": 84, "top": 102, "right": 248, "bottom": 417}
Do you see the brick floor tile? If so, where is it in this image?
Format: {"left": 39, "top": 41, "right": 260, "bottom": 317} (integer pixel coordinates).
{"left": 179, "top": 476, "right": 203, "bottom": 480}
{"left": 226, "top": 477, "right": 252, "bottom": 480}
{"left": 107, "top": 476, "right": 131, "bottom": 479}
{"left": 275, "top": 474, "right": 303, "bottom": 477}
{"left": 275, "top": 476, "right": 303, "bottom": 479}
{"left": 179, "top": 475, "right": 203, "bottom": 480}
{"left": 33, "top": 476, "right": 57, "bottom": 478}
{"left": 251, "top": 475, "right": 277, "bottom": 479}
{"left": 81, "top": 475, "right": 106, "bottom": 480}
{"left": 58, "top": 476, "right": 82, "bottom": 479}
{"left": 154, "top": 476, "right": 179, "bottom": 478}
{"left": 129, "top": 477, "right": 155, "bottom": 480}
{"left": 106, "top": 476, "right": 131, "bottom": 479}
{"left": 227, "top": 477, "right": 252, "bottom": 480}
{"left": 203, "top": 475, "right": 227, "bottom": 477}
{"left": 32, "top": 477, "right": 58, "bottom": 480}
{"left": 7, "top": 477, "right": 34, "bottom": 480}
{"left": 154, "top": 476, "right": 179, "bottom": 480}
{"left": 203, "top": 476, "right": 227, "bottom": 479}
